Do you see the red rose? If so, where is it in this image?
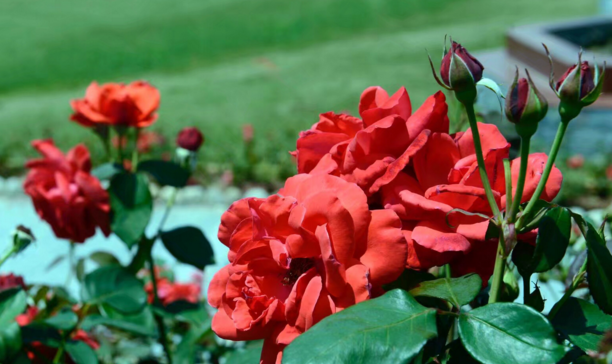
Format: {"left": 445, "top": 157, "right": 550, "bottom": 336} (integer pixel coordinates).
{"left": 70, "top": 81, "right": 160, "bottom": 128}
{"left": 23, "top": 140, "right": 111, "bottom": 243}
{"left": 292, "top": 87, "right": 448, "bottom": 196}
{"left": 0, "top": 274, "right": 26, "bottom": 291}
{"left": 208, "top": 174, "right": 407, "bottom": 363}
{"left": 293, "top": 86, "right": 562, "bottom": 284}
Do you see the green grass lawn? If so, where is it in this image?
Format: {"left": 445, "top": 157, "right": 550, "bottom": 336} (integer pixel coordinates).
{"left": 0, "top": 0, "right": 598, "bottom": 181}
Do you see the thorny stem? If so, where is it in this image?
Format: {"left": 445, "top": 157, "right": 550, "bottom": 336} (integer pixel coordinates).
{"left": 517, "top": 119, "right": 570, "bottom": 230}
{"left": 509, "top": 137, "right": 531, "bottom": 222}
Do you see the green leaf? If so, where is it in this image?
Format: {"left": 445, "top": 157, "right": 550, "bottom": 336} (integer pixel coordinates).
{"left": 76, "top": 258, "right": 86, "bottom": 282}
{"left": 81, "top": 305, "right": 156, "bottom": 337}
{"left": 82, "top": 266, "right": 147, "bottom": 314}
{"left": 0, "top": 289, "right": 26, "bottom": 361}
{"left": 89, "top": 251, "right": 121, "bottom": 267}
{"left": 282, "top": 289, "right": 437, "bottom": 364}
{"left": 137, "top": 160, "right": 190, "bottom": 187}
{"left": 551, "top": 297, "right": 612, "bottom": 353}
{"left": 525, "top": 284, "right": 544, "bottom": 312}
{"left": 0, "top": 289, "right": 27, "bottom": 326}
{"left": 382, "top": 269, "right": 436, "bottom": 292}
{"left": 160, "top": 226, "right": 215, "bottom": 270}
{"left": 108, "top": 172, "right": 153, "bottom": 248}
{"left": 409, "top": 274, "right": 482, "bottom": 308}
{"left": 44, "top": 309, "right": 78, "bottom": 331}
{"left": 512, "top": 207, "right": 571, "bottom": 275}
{"left": 66, "top": 340, "right": 99, "bottom": 364}
{"left": 458, "top": 303, "right": 565, "bottom": 364}
{"left": 585, "top": 222, "right": 612, "bottom": 315}
{"left": 92, "top": 163, "right": 123, "bottom": 181}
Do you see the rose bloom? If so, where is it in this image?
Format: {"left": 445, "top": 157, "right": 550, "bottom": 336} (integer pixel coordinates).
{"left": 145, "top": 278, "right": 201, "bottom": 306}
{"left": 23, "top": 140, "right": 111, "bottom": 243}
{"left": 208, "top": 174, "right": 407, "bottom": 363}
{"left": 0, "top": 274, "right": 26, "bottom": 291}
{"left": 70, "top": 81, "right": 160, "bottom": 128}
{"left": 292, "top": 86, "right": 562, "bottom": 283}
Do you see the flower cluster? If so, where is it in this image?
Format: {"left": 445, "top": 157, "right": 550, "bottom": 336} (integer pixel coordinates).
{"left": 291, "top": 86, "right": 561, "bottom": 282}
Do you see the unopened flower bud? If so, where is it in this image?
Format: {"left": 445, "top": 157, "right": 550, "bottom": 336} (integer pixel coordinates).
{"left": 431, "top": 40, "right": 484, "bottom": 104}
{"left": 505, "top": 68, "right": 548, "bottom": 138}
{"left": 176, "top": 127, "right": 205, "bottom": 152}
{"left": 13, "top": 225, "right": 35, "bottom": 254}
{"left": 441, "top": 41, "right": 484, "bottom": 88}
{"left": 544, "top": 45, "right": 605, "bottom": 121}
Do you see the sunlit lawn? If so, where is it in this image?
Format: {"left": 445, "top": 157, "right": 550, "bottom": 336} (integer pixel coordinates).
{"left": 0, "top": 0, "right": 598, "bottom": 176}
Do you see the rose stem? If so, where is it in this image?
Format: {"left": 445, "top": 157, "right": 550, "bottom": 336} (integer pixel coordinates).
{"left": 508, "top": 137, "right": 531, "bottom": 222}
{"left": 132, "top": 128, "right": 140, "bottom": 172}
{"left": 523, "top": 274, "right": 531, "bottom": 304}
{"left": 147, "top": 254, "right": 174, "bottom": 364}
{"left": 488, "top": 235, "right": 506, "bottom": 304}
{"left": 547, "top": 258, "right": 587, "bottom": 320}
{"left": 0, "top": 246, "right": 17, "bottom": 269}
{"left": 503, "top": 159, "right": 512, "bottom": 213}
{"left": 516, "top": 118, "right": 570, "bottom": 230}
{"left": 463, "top": 103, "right": 502, "bottom": 221}
{"left": 65, "top": 241, "right": 75, "bottom": 287}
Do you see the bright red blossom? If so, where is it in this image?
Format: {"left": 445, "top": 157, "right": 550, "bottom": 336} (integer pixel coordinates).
{"left": 70, "top": 81, "right": 160, "bottom": 128}
{"left": 23, "top": 140, "right": 111, "bottom": 243}
{"left": 0, "top": 274, "right": 26, "bottom": 291}
{"left": 293, "top": 86, "right": 563, "bottom": 284}
{"left": 208, "top": 174, "right": 407, "bottom": 363}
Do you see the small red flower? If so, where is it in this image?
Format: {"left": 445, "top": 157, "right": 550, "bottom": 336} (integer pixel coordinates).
{"left": 566, "top": 155, "right": 584, "bottom": 169}
{"left": 243, "top": 124, "right": 254, "bottom": 143}
{"left": 176, "top": 127, "right": 205, "bottom": 152}
{"left": 15, "top": 306, "right": 39, "bottom": 326}
{"left": 70, "top": 81, "right": 160, "bottom": 128}
{"left": 23, "top": 140, "right": 111, "bottom": 243}
{"left": 0, "top": 274, "right": 25, "bottom": 292}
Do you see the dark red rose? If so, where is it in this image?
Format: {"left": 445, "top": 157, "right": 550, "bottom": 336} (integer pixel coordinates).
{"left": 505, "top": 69, "right": 548, "bottom": 133}
{"left": 70, "top": 81, "right": 160, "bottom": 128}
{"left": 23, "top": 140, "right": 111, "bottom": 243}
{"left": 556, "top": 61, "right": 596, "bottom": 101}
{"left": 0, "top": 274, "right": 25, "bottom": 291}
{"left": 176, "top": 127, "right": 205, "bottom": 152}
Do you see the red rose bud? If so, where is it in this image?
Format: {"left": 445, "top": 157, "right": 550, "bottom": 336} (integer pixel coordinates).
{"left": 440, "top": 41, "right": 484, "bottom": 88}
{"left": 556, "top": 61, "right": 599, "bottom": 104}
{"left": 505, "top": 68, "right": 548, "bottom": 138}
{"left": 544, "top": 45, "right": 606, "bottom": 121}
{"left": 176, "top": 127, "right": 205, "bottom": 152}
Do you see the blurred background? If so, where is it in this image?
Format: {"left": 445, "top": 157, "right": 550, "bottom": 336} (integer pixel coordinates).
{"left": 0, "top": 0, "right": 607, "bottom": 201}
